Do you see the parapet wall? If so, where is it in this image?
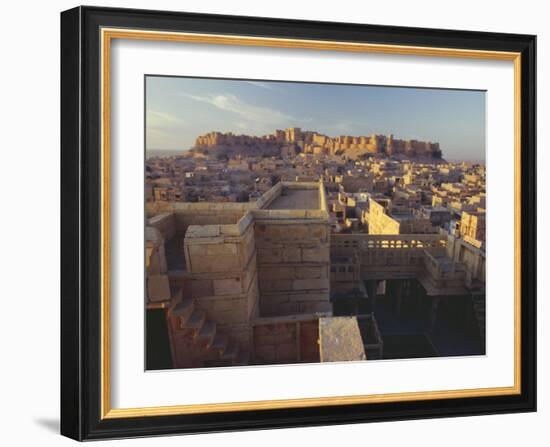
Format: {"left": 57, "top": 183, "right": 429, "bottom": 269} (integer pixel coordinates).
{"left": 146, "top": 200, "right": 256, "bottom": 214}
{"left": 148, "top": 213, "right": 176, "bottom": 241}
{"left": 254, "top": 181, "right": 283, "bottom": 209}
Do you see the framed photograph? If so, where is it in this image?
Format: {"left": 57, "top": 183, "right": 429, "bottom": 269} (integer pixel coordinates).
{"left": 60, "top": 6, "right": 536, "bottom": 441}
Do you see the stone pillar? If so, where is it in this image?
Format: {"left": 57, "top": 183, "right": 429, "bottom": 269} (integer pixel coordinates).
{"left": 365, "top": 280, "right": 377, "bottom": 315}
{"left": 414, "top": 280, "right": 423, "bottom": 317}
{"left": 429, "top": 296, "right": 440, "bottom": 334}
{"left": 395, "top": 280, "right": 403, "bottom": 318}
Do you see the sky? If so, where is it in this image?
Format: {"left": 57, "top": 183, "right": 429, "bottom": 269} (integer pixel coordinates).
{"left": 146, "top": 76, "right": 486, "bottom": 161}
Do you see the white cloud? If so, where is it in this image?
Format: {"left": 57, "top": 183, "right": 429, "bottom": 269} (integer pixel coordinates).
{"left": 146, "top": 110, "right": 181, "bottom": 130}
{"left": 182, "top": 93, "right": 302, "bottom": 128}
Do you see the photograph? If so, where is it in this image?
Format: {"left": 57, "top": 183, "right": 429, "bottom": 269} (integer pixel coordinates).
{"left": 144, "top": 76, "right": 487, "bottom": 370}
{"left": 57, "top": 5, "right": 537, "bottom": 440}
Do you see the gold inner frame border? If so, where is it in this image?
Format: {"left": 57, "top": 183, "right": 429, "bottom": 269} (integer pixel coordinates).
{"left": 99, "top": 27, "right": 522, "bottom": 419}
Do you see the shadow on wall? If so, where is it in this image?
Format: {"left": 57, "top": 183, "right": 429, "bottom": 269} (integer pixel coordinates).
{"left": 34, "top": 418, "right": 59, "bottom": 433}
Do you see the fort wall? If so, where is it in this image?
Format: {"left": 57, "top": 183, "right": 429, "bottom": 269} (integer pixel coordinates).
{"left": 193, "top": 129, "right": 443, "bottom": 159}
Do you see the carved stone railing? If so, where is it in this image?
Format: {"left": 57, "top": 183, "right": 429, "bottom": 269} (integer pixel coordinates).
{"left": 331, "top": 233, "right": 447, "bottom": 252}
{"left": 331, "top": 234, "right": 449, "bottom": 276}
{"left": 330, "top": 234, "right": 468, "bottom": 294}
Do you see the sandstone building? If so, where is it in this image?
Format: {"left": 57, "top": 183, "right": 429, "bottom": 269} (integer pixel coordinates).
{"left": 146, "top": 179, "right": 485, "bottom": 369}
{"left": 194, "top": 128, "right": 443, "bottom": 161}
{"left": 146, "top": 182, "right": 367, "bottom": 368}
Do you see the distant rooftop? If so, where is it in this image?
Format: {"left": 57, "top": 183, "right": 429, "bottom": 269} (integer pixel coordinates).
{"left": 391, "top": 212, "right": 413, "bottom": 222}
{"left": 267, "top": 188, "right": 320, "bottom": 210}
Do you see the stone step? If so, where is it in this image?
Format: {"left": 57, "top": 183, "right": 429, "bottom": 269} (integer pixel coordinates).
{"left": 167, "top": 288, "right": 183, "bottom": 312}
{"left": 172, "top": 287, "right": 183, "bottom": 302}
{"left": 196, "top": 320, "right": 216, "bottom": 346}
{"left": 170, "top": 298, "right": 194, "bottom": 320}
{"left": 183, "top": 309, "right": 205, "bottom": 331}
{"left": 220, "top": 342, "right": 239, "bottom": 361}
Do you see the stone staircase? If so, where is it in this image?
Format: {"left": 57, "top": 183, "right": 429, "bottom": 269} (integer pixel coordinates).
{"left": 168, "top": 289, "right": 248, "bottom": 366}
{"left": 471, "top": 292, "right": 486, "bottom": 348}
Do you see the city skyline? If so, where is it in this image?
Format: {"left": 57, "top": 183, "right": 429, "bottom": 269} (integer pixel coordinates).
{"left": 146, "top": 76, "right": 486, "bottom": 161}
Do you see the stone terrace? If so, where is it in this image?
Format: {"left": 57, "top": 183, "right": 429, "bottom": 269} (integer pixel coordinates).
{"left": 145, "top": 181, "right": 333, "bottom": 368}
{"left": 267, "top": 188, "right": 320, "bottom": 210}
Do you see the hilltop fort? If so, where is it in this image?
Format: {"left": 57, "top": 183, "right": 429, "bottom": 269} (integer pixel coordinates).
{"left": 193, "top": 127, "right": 443, "bottom": 161}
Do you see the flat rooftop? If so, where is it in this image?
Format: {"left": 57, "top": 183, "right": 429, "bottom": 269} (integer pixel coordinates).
{"left": 267, "top": 188, "right": 320, "bottom": 210}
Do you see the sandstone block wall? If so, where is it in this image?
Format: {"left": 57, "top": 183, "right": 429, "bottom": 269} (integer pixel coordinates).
{"left": 184, "top": 216, "right": 255, "bottom": 274}
{"left": 181, "top": 215, "right": 260, "bottom": 353}
{"left": 174, "top": 210, "right": 245, "bottom": 239}
{"left": 254, "top": 220, "right": 332, "bottom": 317}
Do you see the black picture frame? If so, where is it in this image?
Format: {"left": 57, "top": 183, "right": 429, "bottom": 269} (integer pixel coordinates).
{"left": 61, "top": 5, "right": 536, "bottom": 441}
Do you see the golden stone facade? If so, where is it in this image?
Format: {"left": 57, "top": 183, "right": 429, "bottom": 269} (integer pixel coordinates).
{"left": 194, "top": 128, "right": 443, "bottom": 160}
